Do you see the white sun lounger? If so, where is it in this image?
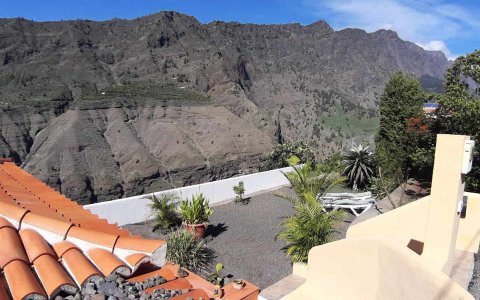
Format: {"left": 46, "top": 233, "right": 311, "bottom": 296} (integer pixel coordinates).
{"left": 318, "top": 192, "right": 376, "bottom": 216}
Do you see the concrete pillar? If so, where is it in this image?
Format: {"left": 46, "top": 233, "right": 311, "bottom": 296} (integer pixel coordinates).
{"left": 422, "top": 134, "right": 470, "bottom": 274}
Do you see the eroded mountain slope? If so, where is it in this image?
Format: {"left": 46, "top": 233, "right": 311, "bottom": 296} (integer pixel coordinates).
{"left": 0, "top": 12, "right": 449, "bottom": 202}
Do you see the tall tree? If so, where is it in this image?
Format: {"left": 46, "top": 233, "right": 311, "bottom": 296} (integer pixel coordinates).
{"left": 375, "top": 72, "right": 424, "bottom": 181}
{"left": 438, "top": 50, "right": 480, "bottom": 191}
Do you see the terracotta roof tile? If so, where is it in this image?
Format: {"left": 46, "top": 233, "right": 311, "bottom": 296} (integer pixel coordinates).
{"left": 3, "top": 260, "right": 46, "bottom": 300}
{"left": 144, "top": 278, "right": 192, "bottom": 294}
{"left": 0, "top": 162, "right": 245, "bottom": 300}
{"left": 33, "top": 254, "right": 78, "bottom": 297}
{"left": 170, "top": 289, "right": 210, "bottom": 300}
{"left": 56, "top": 244, "right": 103, "bottom": 287}
{"left": 127, "top": 265, "right": 176, "bottom": 283}
{"left": 0, "top": 216, "right": 16, "bottom": 230}
{"left": 0, "top": 162, "right": 129, "bottom": 236}
{"left": 115, "top": 236, "right": 165, "bottom": 253}
{"left": 87, "top": 248, "right": 130, "bottom": 276}
{"left": 0, "top": 276, "right": 9, "bottom": 300}
{"left": 67, "top": 226, "right": 118, "bottom": 251}
{"left": 124, "top": 253, "right": 151, "bottom": 270}
{"left": 19, "top": 229, "right": 56, "bottom": 263}
{"left": 0, "top": 201, "right": 28, "bottom": 228}
{"left": 52, "top": 241, "right": 80, "bottom": 257}
{"left": 0, "top": 192, "right": 18, "bottom": 205}
{"left": 21, "top": 212, "right": 73, "bottom": 244}
{"left": 22, "top": 212, "right": 73, "bottom": 235}
{"left": 0, "top": 225, "right": 29, "bottom": 269}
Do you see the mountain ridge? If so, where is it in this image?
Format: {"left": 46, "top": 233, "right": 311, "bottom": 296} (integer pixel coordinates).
{"left": 0, "top": 11, "right": 449, "bottom": 203}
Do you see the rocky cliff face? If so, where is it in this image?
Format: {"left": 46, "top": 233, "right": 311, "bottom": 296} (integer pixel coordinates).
{"left": 0, "top": 12, "right": 450, "bottom": 203}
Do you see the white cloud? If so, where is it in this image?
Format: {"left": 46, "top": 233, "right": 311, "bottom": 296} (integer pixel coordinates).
{"left": 303, "top": 0, "right": 479, "bottom": 60}
{"left": 416, "top": 40, "right": 456, "bottom": 60}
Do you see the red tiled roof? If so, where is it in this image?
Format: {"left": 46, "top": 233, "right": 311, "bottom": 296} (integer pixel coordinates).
{"left": 0, "top": 161, "right": 259, "bottom": 300}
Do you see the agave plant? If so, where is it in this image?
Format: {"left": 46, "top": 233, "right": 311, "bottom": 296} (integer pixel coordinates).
{"left": 343, "top": 143, "right": 376, "bottom": 190}
{"left": 147, "top": 193, "right": 181, "bottom": 232}
{"left": 166, "top": 229, "right": 215, "bottom": 272}
{"left": 275, "top": 191, "right": 344, "bottom": 263}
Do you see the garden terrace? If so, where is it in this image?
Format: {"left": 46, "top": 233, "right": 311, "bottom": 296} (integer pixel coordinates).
{"left": 125, "top": 187, "right": 356, "bottom": 290}
{"left": 0, "top": 160, "right": 258, "bottom": 300}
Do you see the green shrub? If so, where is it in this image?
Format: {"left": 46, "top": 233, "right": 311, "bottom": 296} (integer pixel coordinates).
{"left": 166, "top": 230, "right": 215, "bottom": 272}
{"left": 259, "top": 141, "right": 315, "bottom": 171}
{"left": 233, "top": 181, "right": 248, "bottom": 204}
{"left": 180, "top": 193, "right": 213, "bottom": 224}
{"left": 147, "top": 193, "right": 181, "bottom": 232}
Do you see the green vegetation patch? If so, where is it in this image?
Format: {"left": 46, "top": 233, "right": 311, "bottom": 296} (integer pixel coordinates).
{"left": 322, "top": 105, "right": 379, "bottom": 136}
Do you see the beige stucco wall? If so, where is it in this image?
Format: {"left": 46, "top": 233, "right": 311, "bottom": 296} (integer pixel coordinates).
{"left": 347, "top": 193, "right": 480, "bottom": 254}
{"left": 458, "top": 192, "right": 480, "bottom": 252}
{"left": 346, "top": 196, "right": 430, "bottom": 246}
{"left": 282, "top": 135, "right": 478, "bottom": 299}
{"left": 282, "top": 236, "right": 473, "bottom": 300}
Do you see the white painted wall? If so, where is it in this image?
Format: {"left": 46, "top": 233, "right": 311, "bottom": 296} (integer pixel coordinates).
{"left": 85, "top": 166, "right": 293, "bottom": 226}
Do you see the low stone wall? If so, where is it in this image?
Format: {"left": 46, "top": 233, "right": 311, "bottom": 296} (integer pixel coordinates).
{"left": 85, "top": 166, "right": 293, "bottom": 226}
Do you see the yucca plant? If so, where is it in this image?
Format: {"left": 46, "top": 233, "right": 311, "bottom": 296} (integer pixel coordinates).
{"left": 147, "top": 193, "right": 181, "bottom": 232}
{"left": 166, "top": 229, "right": 215, "bottom": 272}
{"left": 275, "top": 191, "right": 344, "bottom": 263}
{"left": 343, "top": 143, "right": 376, "bottom": 190}
{"left": 180, "top": 193, "right": 213, "bottom": 224}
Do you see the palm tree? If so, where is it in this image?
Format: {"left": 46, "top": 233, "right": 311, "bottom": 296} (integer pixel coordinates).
{"left": 275, "top": 156, "right": 346, "bottom": 263}
{"left": 275, "top": 191, "right": 344, "bottom": 263}
{"left": 148, "top": 192, "right": 181, "bottom": 232}
{"left": 343, "top": 143, "right": 376, "bottom": 190}
{"left": 278, "top": 156, "right": 345, "bottom": 201}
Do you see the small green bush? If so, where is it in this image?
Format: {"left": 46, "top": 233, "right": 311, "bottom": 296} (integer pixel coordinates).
{"left": 147, "top": 193, "right": 181, "bottom": 232}
{"left": 166, "top": 230, "right": 215, "bottom": 272}
{"left": 233, "top": 181, "right": 248, "bottom": 204}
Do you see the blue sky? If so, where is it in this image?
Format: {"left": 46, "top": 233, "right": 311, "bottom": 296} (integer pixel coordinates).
{"left": 1, "top": 0, "right": 478, "bottom": 60}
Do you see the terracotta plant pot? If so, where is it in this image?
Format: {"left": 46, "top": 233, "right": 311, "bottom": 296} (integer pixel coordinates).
{"left": 232, "top": 279, "right": 245, "bottom": 290}
{"left": 183, "top": 222, "right": 207, "bottom": 239}
{"left": 213, "top": 285, "right": 224, "bottom": 299}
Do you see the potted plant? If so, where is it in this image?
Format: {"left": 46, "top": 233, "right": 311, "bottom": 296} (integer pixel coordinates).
{"left": 180, "top": 193, "right": 213, "bottom": 239}
{"left": 232, "top": 279, "right": 245, "bottom": 290}
{"left": 207, "top": 263, "right": 225, "bottom": 286}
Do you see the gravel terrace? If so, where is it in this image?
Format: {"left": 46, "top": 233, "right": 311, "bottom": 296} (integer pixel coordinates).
{"left": 124, "top": 187, "right": 355, "bottom": 290}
